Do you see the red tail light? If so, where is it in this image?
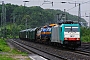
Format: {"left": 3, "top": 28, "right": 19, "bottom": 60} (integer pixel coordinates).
{"left": 68, "top": 38, "right": 76, "bottom": 40}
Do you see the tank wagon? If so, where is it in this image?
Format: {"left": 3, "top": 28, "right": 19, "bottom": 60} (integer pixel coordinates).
{"left": 19, "top": 21, "right": 81, "bottom": 48}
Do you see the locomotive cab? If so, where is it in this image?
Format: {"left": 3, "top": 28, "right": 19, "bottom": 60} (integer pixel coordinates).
{"left": 63, "top": 24, "right": 81, "bottom": 47}
{"left": 51, "top": 21, "right": 81, "bottom": 48}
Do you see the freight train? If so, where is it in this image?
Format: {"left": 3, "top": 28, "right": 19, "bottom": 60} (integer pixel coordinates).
{"left": 19, "top": 21, "right": 81, "bottom": 48}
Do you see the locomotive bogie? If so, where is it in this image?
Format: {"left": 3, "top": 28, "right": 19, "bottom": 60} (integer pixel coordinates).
{"left": 63, "top": 40, "right": 81, "bottom": 47}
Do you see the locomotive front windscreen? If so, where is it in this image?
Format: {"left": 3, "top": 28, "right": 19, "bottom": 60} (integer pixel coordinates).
{"left": 65, "top": 27, "right": 79, "bottom": 32}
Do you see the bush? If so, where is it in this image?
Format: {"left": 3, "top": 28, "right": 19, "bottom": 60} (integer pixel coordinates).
{"left": 81, "top": 27, "right": 90, "bottom": 42}
{"left": 81, "top": 35, "right": 90, "bottom": 42}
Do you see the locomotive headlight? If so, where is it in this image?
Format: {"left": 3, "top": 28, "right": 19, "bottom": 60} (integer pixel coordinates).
{"left": 64, "top": 38, "right": 68, "bottom": 40}
{"left": 77, "top": 38, "right": 80, "bottom": 40}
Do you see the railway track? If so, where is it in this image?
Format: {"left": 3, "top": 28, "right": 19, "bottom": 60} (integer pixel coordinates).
{"left": 7, "top": 39, "right": 90, "bottom": 60}
{"left": 7, "top": 39, "right": 68, "bottom": 60}
{"left": 73, "top": 43, "right": 90, "bottom": 56}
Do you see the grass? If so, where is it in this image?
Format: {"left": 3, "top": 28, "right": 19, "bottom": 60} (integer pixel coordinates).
{"left": 0, "top": 38, "right": 29, "bottom": 60}
{"left": 0, "top": 39, "right": 10, "bottom": 52}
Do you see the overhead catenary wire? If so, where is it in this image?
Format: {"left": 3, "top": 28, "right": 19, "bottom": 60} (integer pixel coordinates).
{"left": 40, "top": 0, "right": 53, "bottom": 7}
{"left": 66, "top": 0, "right": 90, "bottom": 11}
{"left": 40, "top": 0, "right": 90, "bottom": 11}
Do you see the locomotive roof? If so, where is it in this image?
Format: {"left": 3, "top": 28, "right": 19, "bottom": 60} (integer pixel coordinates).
{"left": 58, "top": 20, "right": 74, "bottom": 25}
{"left": 61, "top": 24, "right": 80, "bottom": 27}
{"left": 49, "top": 24, "right": 58, "bottom": 27}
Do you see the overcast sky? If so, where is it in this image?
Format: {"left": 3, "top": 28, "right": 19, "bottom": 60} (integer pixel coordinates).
{"left": 1, "top": 0, "right": 90, "bottom": 26}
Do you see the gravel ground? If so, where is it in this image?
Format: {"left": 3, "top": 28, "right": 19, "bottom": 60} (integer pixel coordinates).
{"left": 0, "top": 52, "right": 29, "bottom": 60}
{"left": 1, "top": 41, "right": 30, "bottom": 60}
